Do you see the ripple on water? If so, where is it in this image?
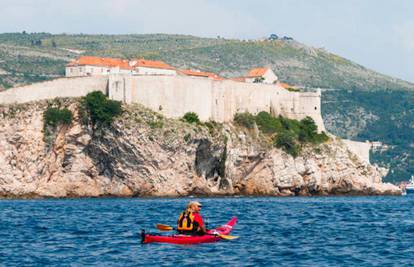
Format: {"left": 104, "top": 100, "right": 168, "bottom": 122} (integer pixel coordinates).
{"left": 1, "top": 196, "right": 414, "bottom": 266}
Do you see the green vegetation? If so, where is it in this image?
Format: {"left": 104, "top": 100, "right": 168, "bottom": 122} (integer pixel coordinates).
{"left": 322, "top": 89, "right": 414, "bottom": 183}
{"left": 274, "top": 131, "right": 300, "bottom": 158}
{"left": 1, "top": 33, "right": 413, "bottom": 91}
{"left": 1, "top": 32, "right": 414, "bottom": 182}
{"left": 234, "top": 112, "right": 256, "bottom": 129}
{"left": 81, "top": 91, "right": 122, "bottom": 127}
{"left": 44, "top": 107, "right": 73, "bottom": 127}
{"left": 253, "top": 77, "right": 265, "bottom": 83}
{"left": 255, "top": 111, "right": 282, "bottom": 133}
{"left": 285, "top": 87, "right": 300, "bottom": 92}
{"left": 234, "top": 111, "right": 329, "bottom": 157}
{"left": 203, "top": 120, "right": 221, "bottom": 136}
{"left": 148, "top": 118, "right": 164, "bottom": 129}
{"left": 182, "top": 112, "right": 200, "bottom": 124}
{"left": 43, "top": 106, "right": 73, "bottom": 149}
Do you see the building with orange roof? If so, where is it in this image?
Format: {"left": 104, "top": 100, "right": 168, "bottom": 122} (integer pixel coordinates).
{"left": 129, "top": 59, "right": 177, "bottom": 76}
{"left": 66, "top": 56, "right": 133, "bottom": 77}
{"left": 179, "top": 69, "right": 224, "bottom": 80}
{"left": 66, "top": 56, "right": 177, "bottom": 77}
{"left": 245, "top": 67, "right": 278, "bottom": 84}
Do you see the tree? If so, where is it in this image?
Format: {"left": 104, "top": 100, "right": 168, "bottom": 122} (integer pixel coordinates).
{"left": 82, "top": 91, "right": 122, "bottom": 127}
{"left": 234, "top": 112, "right": 255, "bottom": 129}
{"left": 253, "top": 77, "right": 265, "bottom": 83}
{"left": 44, "top": 107, "right": 73, "bottom": 127}
{"left": 274, "top": 130, "right": 300, "bottom": 157}
{"left": 183, "top": 112, "right": 200, "bottom": 124}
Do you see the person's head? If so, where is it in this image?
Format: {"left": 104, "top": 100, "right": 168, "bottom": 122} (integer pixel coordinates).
{"left": 187, "top": 201, "right": 202, "bottom": 212}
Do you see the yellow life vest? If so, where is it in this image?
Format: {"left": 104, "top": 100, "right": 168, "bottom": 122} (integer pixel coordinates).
{"left": 177, "top": 210, "right": 195, "bottom": 231}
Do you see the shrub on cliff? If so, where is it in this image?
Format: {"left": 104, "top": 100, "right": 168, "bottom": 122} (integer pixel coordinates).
{"left": 44, "top": 107, "right": 73, "bottom": 127}
{"left": 81, "top": 91, "right": 122, "bottom": 127}
{"left": 255, "top": 111, "right": 282, "bottom": 133}
{"left": 234, "top": 112, "right": 256, "bottom": 129}
{"left": 233, "top": 111, "right": 329, "bottom": 157}
{"left": 43, "top": 106, "right": 73, "bottom": 150}
{"left": 298, "top": 117, "right": 329, "bottom": 144}
{"left": 279, "top": 116, "right": 301, "bottom": 134}
{"left": 183, "top": 112, "right": 200, "bottom": 124}
{"left": 274, "top": 130, "right": 300, "bottom": 158}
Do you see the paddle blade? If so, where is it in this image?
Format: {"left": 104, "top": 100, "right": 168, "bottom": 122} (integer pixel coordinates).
{"left": 218, "top": 234, "right": 239, "bottom": 240}
{"left": 156, "top": 224, "right": 174, "bottom": 231}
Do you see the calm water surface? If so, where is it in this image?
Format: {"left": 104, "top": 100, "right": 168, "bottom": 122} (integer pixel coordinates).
{"left": 1, "top": 196, "right": 413, "bottom": 266}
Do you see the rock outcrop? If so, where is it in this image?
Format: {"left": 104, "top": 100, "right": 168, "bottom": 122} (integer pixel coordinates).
{"left": 0, "top": 99, "right": 401, "bottom": 198}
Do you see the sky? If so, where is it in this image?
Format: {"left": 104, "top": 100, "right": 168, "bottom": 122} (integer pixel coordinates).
{"left": 1, "top": 0, "right": 413, "bottom": 82}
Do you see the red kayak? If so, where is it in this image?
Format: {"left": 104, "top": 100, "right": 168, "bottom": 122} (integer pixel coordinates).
{"left": 141, "top": 217, "right": 238, "bottom": 245}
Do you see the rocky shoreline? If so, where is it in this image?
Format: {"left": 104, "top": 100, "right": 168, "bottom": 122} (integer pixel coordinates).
{"left": 0, "top": 99, "right": 401, "bottom": 198}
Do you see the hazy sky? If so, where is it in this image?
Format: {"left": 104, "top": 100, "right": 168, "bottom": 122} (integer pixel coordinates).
{"left": 1, "top": 0, "right": 413, "bottom": 82}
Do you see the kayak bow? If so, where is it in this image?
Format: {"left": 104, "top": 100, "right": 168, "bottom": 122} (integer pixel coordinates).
{"left": 141, "top": 217, "right": 238, "bottom": 245}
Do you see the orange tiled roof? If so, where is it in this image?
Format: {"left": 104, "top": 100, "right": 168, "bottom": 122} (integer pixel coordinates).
{"left": 67, "top": 56, "right": 132, "bottom": 69}
{"left": 131, "top": 59, "right": 176, "bottom": 70}
{"left": 230, "top": 77, "right": 246, "bottom": 82}
{"left": 246, "top": 67, "right": 269, "bottom": 78}
{"left": 179, "top": 69, "right": 224, "bottom": 80}
{"left": 279, "top": 82, "right": 292, "bottom": 89}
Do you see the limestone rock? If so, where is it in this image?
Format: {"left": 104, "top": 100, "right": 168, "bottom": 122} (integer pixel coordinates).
{"left": 0, "top": 100, "right": 401, "bottom": 198}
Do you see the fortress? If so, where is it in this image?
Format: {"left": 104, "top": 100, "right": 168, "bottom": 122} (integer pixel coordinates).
{"left": 0, "top": 56, "right": 372, "bottom": 162}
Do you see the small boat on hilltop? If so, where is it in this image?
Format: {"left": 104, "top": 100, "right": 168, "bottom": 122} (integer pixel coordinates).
{"left": 405, "top": 176, "right": 414, "bottom": 194}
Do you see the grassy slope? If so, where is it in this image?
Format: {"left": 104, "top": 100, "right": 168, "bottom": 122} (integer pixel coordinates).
{"left": 1, "top": 33, "right": 413, "bottom": 91}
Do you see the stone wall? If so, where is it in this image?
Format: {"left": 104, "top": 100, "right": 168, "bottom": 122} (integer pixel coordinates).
{"left": 0, "top": 76, "right": 108, "bottom": 104}
{"left": 0, "top": 75, "right": 324, "bottom": 132}
{"left": 108, "top": 75, "right": 326, "bottom": 131}
{"left": 0, "top": 74, "right": 375, "bottom": 165}
{"left": 342, "top": 139, "right": 371, "bottom": 163}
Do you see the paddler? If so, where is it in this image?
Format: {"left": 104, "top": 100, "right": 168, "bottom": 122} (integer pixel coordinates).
{"left": 177, "top": 201, "right": 207, "bottom": 236}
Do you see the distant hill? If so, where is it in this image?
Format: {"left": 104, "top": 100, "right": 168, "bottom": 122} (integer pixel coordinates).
{"left": 1, "top": 32, "right": 413, "bottom": 183}
{"left": 0, "top": 33, "right": 413, "bottom": 91}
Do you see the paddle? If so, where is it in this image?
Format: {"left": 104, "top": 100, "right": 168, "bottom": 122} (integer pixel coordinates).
{"left": 155, "top": 223, "right": 239, "bottom": 240}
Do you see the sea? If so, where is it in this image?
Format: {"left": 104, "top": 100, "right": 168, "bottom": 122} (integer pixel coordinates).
{"left": 0, "top": 195, "right": 413, "bottom": 266}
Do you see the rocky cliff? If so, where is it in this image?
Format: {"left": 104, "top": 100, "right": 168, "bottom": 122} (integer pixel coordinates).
{"left": 0, "top": 99, "right": 400, "bottom": 198}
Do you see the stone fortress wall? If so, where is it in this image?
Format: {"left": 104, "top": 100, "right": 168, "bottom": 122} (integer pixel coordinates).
{"left": 0, "top": 74, "right": 375, "bottom": 162}
{"left": 342, "top": 139, "right": 371, "bottom": 163}
{"left": 108, "top": 75, "right": 325, "bottom": 131}
{"left": 0, "top": 76, "right": 108, "bottom": 104}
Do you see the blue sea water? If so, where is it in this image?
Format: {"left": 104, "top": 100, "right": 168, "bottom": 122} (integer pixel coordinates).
{"left": 1, "top": 196, "right": 413, "bottom": 266}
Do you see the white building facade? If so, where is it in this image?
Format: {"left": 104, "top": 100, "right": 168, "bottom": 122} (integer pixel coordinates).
{"left": 245, "top": 68, "right": 278, "bottom": 84}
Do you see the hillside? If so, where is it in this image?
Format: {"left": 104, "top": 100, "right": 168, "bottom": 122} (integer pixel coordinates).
{"left": 0, "top": 32, "right": 413, "bottom": 183}
{"left": 1, "top": 32, "right": 413, "bottom": 91}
